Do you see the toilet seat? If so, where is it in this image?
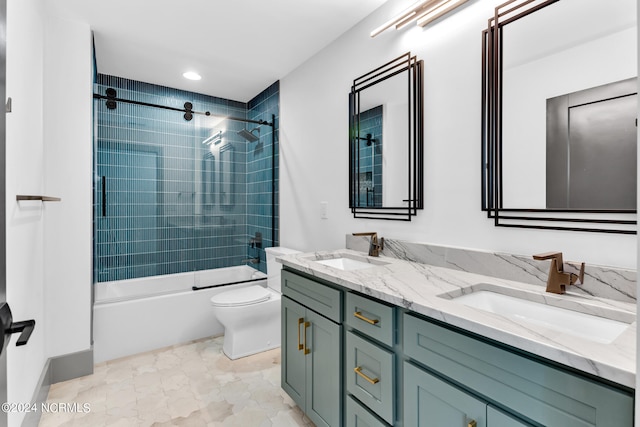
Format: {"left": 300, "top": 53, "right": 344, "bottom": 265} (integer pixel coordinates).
{"left": 210, "top": 285, "right": 271, "bottom": 307}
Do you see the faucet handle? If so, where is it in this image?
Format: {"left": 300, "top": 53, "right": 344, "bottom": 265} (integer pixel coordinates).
{"left": 353, "top": 232, "right": 377, "bottom": 237}
{"left": 533, "top": 251, "right": 564, "bottom": 270}
{"left": 569, "top": 262, "right": 586, "bottom": 285}
{"left": 533, "top": 251, "right": 563, "bottom": 261}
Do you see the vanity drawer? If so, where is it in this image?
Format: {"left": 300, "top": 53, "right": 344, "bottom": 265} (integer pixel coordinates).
{"left": 345, "top": 292, "right": 394, "bottom": 346}
{"left": 345, "top": 395, "right": 390, "bottom": 427}
{"left": 346, "top": 330, "right": 394, "bottom": 425}
{"left": 281, "top": 270, "right": 342, "bottom": 322}
{"left": 403, "top": 313, "right": 633, "bottom": 427}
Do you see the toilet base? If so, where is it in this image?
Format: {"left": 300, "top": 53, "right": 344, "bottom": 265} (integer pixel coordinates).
{"left": 221, "top": 313, "right": 281, "bottom": 359}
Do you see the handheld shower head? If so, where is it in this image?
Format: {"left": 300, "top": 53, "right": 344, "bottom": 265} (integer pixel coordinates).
{"left": 237, "top": 127, "right": 260, "bottom": 142}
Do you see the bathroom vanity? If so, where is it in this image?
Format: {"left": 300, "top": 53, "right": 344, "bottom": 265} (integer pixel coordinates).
{"left": 278, "top": 250, "right": 635, "bottom": 427}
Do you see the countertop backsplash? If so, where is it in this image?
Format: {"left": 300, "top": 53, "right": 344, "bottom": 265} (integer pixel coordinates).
{"left": 346, "top": 235, "right": 636, "bottom": 304}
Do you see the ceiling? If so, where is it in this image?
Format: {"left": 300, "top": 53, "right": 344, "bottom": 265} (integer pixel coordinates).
{"left": 48, "top": 0, "right": 389, "bottom": 102}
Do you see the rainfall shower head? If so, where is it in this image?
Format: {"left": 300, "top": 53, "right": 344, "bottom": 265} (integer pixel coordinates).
{"left": 237, "top": 127, "right": 260, "bottom": 143}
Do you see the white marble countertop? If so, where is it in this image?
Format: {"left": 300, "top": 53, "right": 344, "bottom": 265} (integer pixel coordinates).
{"left": 277, "top": 249, "right": 636, "bottom": 389}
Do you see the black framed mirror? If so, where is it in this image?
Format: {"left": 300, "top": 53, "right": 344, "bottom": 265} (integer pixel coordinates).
{"left": 349, "top": 52, "right": 424, "bottom": 221}
{"left": 482, "top": 0, "right": 637, "bottom": 234}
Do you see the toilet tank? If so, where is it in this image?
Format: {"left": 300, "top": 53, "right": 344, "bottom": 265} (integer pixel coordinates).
{"left": 265, "top": 247, "right": 301, "bottom": 292}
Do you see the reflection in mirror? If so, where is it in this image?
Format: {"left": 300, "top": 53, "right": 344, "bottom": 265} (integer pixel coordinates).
{"left": 219, "top": 144, "right": 234, "bottom": 207}
{"left": 355, "top": 106, "right": 383, "bottom": 207}
{"left": 201, "top": 152, "right": 216, "bottom": 206}
{"left": 349, "top": 52, "right": 423, "bottom": 221}
{"left": 482, "top": 0, "right": 637, "bottom": 233}
{"left": 546, "top": 79, "right": 637, "bottom": 210}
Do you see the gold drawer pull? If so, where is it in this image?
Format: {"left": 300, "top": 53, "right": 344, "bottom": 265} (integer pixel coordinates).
{"left": 468, "top": 420, "right": 477, "bottom": 427}
{"left": 354, "top": 311, "right": 379, "bottom": 325}
{"left": 297, "top": 318, "right": 304, "bottom": 351}
{"left": 303, "top": 321, "right": 310, "bottom": 355}
{"left": 354, "top": 366, "right": 379, "bottom": 384}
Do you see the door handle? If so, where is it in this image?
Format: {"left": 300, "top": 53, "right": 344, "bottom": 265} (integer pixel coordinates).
{"left": 7, "top": 320, "right": 35, "bottom": 346}
{"left": 354, "top": 366, "right": 379, "bottom": 384}
{"left": 354, "top": 311, "right": 379, "bottom": 325}
{"left": 101, "top": 176, "right": 107, "bottom": 217}
{"left": 0, "top": 303, "right": 36, "bottom": 355}
{"left": 297, "top": 318, "right": 304, "bottom": 351}
{"left": 303, "top": 321, "right": 310, "bottom": 355}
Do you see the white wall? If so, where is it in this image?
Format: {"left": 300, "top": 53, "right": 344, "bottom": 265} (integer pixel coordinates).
{"left": 6, "top": 1, "right": 46, "bottom": 425}
{"left": 5, "top": 1, "right": 92, "bottom": 425}
{"left": 42, "top": 5, "right": 93, "bottom": 359}
{"left": 279, "top": 0, "right": 637, "bottom": 270}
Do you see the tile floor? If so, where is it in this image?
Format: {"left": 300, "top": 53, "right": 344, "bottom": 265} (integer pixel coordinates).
{"left": 38, "top": 336, "right": 315, "bottom": 427}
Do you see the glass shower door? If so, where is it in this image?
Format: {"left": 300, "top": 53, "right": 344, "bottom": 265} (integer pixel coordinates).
{"left": 96, "top": 145, "right": 159, "bottom": 281}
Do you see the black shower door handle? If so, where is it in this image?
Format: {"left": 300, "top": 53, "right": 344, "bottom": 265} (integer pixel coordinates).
{"left": 102, "top": 176, "right": 106, "bottom": 217}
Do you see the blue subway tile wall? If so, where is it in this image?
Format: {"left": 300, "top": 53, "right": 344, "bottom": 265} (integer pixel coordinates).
{"left": 247, "top": 81, "right": 280, "bottom": 274}
{"left": 94, "top": 74, "right": 279, "bottom": 281}
{"left": 357, "top": 106, "right": 383, "bottom": 207}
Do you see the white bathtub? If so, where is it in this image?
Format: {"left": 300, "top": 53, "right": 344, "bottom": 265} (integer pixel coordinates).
{"left": 93, "top": 266, "right": 267, "bottom": 363}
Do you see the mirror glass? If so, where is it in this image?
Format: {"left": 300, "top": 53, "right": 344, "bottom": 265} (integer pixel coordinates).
{"left": 349, "top": 52, "right": 423, "bottom": 221}
{"left": 482, "top": 0, "right": 637, "bottom": 233}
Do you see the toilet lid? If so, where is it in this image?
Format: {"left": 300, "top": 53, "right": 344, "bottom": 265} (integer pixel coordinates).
{"left": 210, "top": 285, "right": 271, "bottom": 307}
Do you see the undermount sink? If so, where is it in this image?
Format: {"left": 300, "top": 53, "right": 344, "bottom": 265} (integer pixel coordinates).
{"left": 449, "top": 289, "right": 632, "bottom": 344}
{"left": 315, "top": 256, "right": 387, "bottom": 271}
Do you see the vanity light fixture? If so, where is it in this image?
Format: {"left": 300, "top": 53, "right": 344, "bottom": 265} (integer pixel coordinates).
{"left": 182, "top": 71, "right": 202, "bottom": 81}
{"left": 370, "top": 0, "right": 469, "bottom": 37}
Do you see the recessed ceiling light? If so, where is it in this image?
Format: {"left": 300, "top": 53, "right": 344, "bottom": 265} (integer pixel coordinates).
{"left": 183, "top": 71, "right": 202, "bottom": 81}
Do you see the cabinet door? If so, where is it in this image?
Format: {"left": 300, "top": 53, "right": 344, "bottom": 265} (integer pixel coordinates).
{"left": 488, "top": 406, "right": 533, "bottom": 427}
{"left": 305, "top": 309, "right": 342, "bottom": 427}
{"left": 346, "top": 395, "right": 390, "bottom": 427}
{"left": 404, "top": 362, "right": 486, "bottom": 427}
{"left": 346, "top": 331, "right": 394, "bottom": 424}
{"left": 281, "top": 297, "right": 307, "bottom": 410}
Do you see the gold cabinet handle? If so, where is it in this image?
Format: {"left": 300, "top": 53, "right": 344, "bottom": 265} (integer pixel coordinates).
{"left": 354, "top": 366, "right": 379, "bottom": 384}
{"left": 303, "top": 321, "right": 310, "bottom": 355}
{"left": 297, "top": 318, "right": 304, "bottom": 351}
{"left": 354, "top": 311, "right": 379, "bottom": 325}
{"left": 468, "top": 420, "right": 477, "bottom": 427}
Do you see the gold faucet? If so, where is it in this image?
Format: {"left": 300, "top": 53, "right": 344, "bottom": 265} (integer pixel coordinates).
{"left": 532, "top": 251, "right": 585, "bottom": 294}
{"left": 352, "top": 232, "right": 384, "bottom": 257}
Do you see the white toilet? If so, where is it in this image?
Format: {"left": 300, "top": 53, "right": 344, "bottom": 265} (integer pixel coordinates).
{"left": 211, "top": 246, "right": 300, "bottom": 359}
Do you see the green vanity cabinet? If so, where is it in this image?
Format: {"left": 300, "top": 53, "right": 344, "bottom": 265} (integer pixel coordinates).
{"left": 403, "top": 313, "right": 634, "bottom": 427}
{"left": 281, "top": 270, "right": 343, "bottom": 427}
{"left": 404, "top": 362, "right": 487, "bottom": 427}
{"left": 404, "top": 362, "right": 534, "bottom": 427}
{"left": 345, "top": 330, "right": 395, "bottom": 424}
{"left": 281, "top": 267, "right": 634, "bottom": 427}
{"left": 344, "top": 291, "right": 396, "bottom": 426}
{"left": 487, "top": 406, "right": 534, "bottom": 427}
{"left": 345, "top": 395, "right": 389, "bottom": 427}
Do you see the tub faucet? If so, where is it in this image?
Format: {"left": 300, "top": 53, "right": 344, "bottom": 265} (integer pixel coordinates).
{"left": 249, "top": 232, "right": 262, "bottom": 249}
{"left": 352, "top": 232, "right": 384, "bottom": 257}
{"left": 532, "top": 251, "right": 585, "bottom": 294}
{"left": 242, "top": 257, "right": 260, "bottom": 265}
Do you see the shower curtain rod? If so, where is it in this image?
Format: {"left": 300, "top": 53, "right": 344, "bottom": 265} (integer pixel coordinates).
{"left": 92, "top": 92, "right": 274, "bottom": 127}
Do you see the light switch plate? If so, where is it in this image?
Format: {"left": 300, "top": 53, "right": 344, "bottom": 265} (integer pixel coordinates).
{"left": 320, "top": 201, "right": 328, "bottom": 219}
